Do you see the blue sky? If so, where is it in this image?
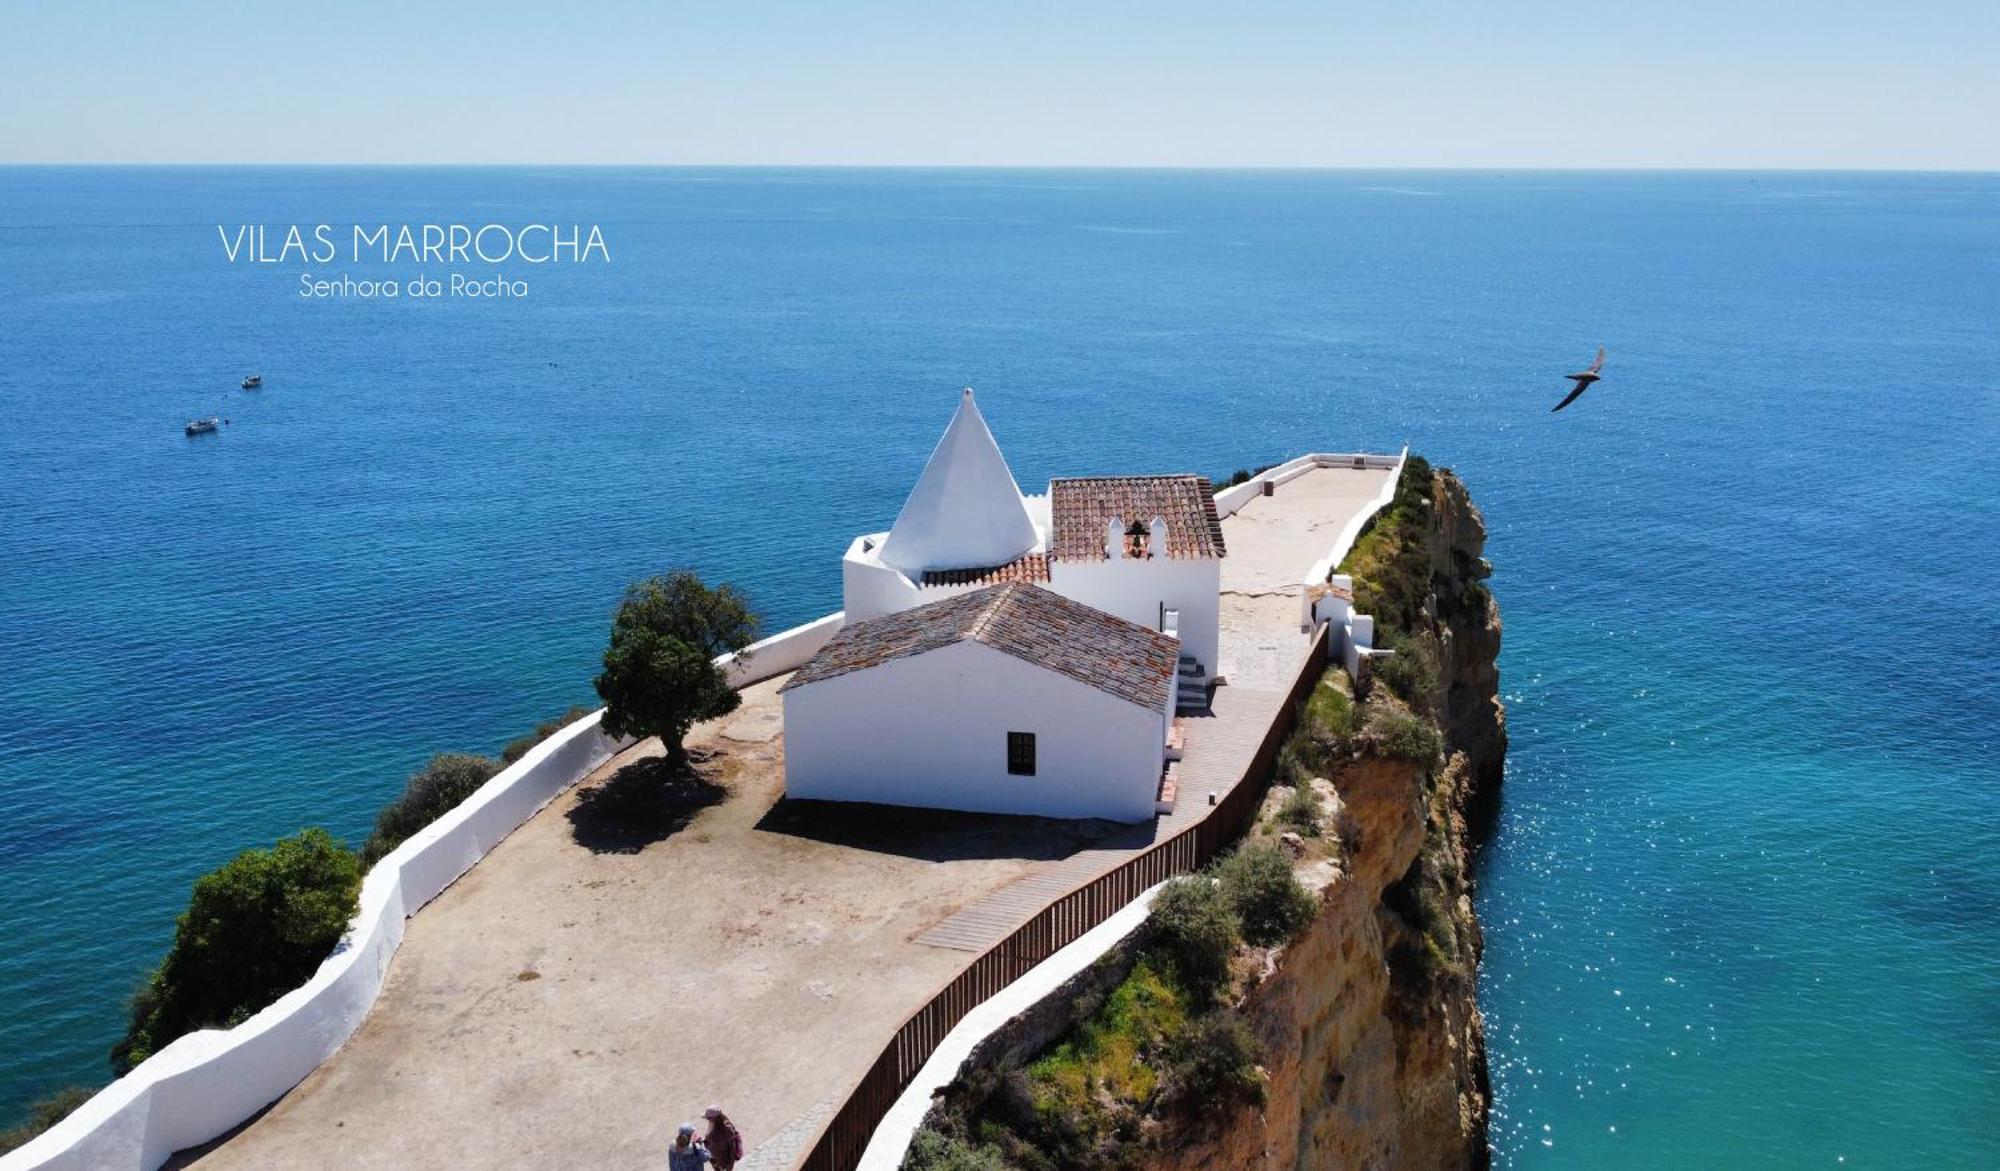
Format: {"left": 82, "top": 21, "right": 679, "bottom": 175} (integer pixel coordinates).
{"left": 3, "top": 1, "right": 1995, "bottom": 167}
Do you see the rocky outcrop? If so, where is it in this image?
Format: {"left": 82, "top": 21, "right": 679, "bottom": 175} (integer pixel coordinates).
{"left": 1427, "top": 471, "right": 1507, "bottom": 796}
{"left": 1155, "top": 467, "right": 1505, "bottom": 1171}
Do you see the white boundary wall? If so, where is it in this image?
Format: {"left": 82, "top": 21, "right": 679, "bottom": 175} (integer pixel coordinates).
{"left": 3, "top": 612, "right": 845, "bottom": 1171}
{"left": 721, "top": 612, "right": 845, "bottom": 688}
{"left": 857, "top": 882, "right": 1169, "bottom": 1170}
{"left": 1208, "top": 449, "right": 1402, "bottom": 521}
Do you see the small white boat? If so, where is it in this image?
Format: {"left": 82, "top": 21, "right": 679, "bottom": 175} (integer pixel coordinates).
{"left": 185, "top": 417, "right": 219, "bottom": 436}
{"left": 241, "top": 374, "right": 262, "bottom": 389}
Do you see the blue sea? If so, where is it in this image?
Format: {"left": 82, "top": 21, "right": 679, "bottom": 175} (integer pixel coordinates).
{"left": 0, "top": 168, "right": 1995, "bottom": 1166}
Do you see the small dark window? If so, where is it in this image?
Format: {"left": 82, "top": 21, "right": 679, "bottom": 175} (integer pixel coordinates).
{"left": 1007, "top": 731, "right": 1036, "bottom": 776}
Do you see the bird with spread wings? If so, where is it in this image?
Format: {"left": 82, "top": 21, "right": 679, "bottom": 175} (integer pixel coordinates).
{"left": 1551, "top": 346, "right": 1607, "bottom": 412}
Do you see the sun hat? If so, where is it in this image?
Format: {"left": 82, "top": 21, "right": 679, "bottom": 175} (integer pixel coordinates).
{"left": 678, "top": 1123, "right": 696, "bottom": 1136}
{"left": 704, "top": 1106, "right": 723, "bottom": 1119}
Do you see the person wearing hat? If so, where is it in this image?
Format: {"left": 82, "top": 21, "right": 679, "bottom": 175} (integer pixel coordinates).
{"left": 703, "top": 1106, "right": 744, "bottom": 1171}
{"left": 668, "top": 1122, "right": 710, "bottom": 1171}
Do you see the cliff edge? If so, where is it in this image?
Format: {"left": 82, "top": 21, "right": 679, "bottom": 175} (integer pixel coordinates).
{"left": 1154, "top": 463, "right": 1504, "bottom": 1170}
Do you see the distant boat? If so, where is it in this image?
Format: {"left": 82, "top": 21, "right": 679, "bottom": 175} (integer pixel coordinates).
{"left": 185, "top": 417, "right": 219, "bottom": 436}
{"left": 241, "top": 374, "right": 262, "bottom": 389}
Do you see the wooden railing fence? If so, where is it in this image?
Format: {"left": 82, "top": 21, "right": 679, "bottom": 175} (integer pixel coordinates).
{"left": 799, "top": 622, "right": 1331, "bottom": 1171}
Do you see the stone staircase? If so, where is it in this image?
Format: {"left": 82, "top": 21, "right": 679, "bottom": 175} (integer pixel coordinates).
{"left": 1175, "top": 654, "right": 1210, "bottom": 714}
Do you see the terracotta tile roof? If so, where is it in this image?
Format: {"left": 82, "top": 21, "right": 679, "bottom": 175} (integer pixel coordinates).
{"left": 1048, "top": 475, "right": 1226, "bottom": 562}
{"left": 919, "top": 554, "right": 1050, "bottom": 588}
{"left": 780, "top": 583, "right": 1179, "bottom": 710}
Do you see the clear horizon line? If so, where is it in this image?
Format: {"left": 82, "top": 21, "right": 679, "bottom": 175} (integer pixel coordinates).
{"left": 1, "top": 161, "right": 1995, "bottom": 174}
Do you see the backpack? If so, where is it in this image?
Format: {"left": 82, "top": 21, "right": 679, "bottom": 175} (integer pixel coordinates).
{"left": 724, "top": 1127, "right": 744, "bottom": 1161}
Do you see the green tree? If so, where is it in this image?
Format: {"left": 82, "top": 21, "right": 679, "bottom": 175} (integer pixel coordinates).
{"left": 114, "top": 829, "right": 361, "bottom": 1072}
{"left": 593, "top": 572, "right": 759, "bottom": 766}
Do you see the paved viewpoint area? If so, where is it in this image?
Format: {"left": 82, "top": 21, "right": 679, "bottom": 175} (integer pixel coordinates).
{"left": 184, "top": 463, "right": 1394, "bottom": 1170}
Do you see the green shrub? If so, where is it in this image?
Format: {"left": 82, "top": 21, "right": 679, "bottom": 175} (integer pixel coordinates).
{"left": 1372, "top": 629, "right": 1441, "bottom": 709}
{"left": 1215, "top": 845, "right": 1317, "bottom": 946}
{"left": 903, "top": 1128, "right": 1010, "bottom": 1171}
{"left": 1277, "top": 784, "right": 1323, "bottom": 836}
{"left": 1304, "top": 677, "right": 1359, "bottom": 737}
{"left": 1145, "top": 877, "right": 1239, "bottom": 999}
{"left": 501, "top": 705, "right": 598, "bottom": 765}
{"left": 1278, "top": 677, "right": 1361, "bottom": 787}
{"left": 114, "top": 829, "right": 361, "bottom": 1072}
{"left": 1277, "top": 736, "right": 1334, "bottom": 789}
{"left": 361, "top": 753, "right": 504, "bottom": 866}
{"left": 1161, "top": 1011, "right": 1263, "bottom": 1110}
{"left": 1364, "top": 705, "right": 1443, "bottom": 763}
{"left": 0, "top": 1087, "right": 94, "bottom": 1155}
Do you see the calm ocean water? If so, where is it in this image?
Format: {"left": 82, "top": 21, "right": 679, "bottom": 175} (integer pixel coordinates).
{"left": 0, "top": 168, "right": 1995, "bottom": 1165}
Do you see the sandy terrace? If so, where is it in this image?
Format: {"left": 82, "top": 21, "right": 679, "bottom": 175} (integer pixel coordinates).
{"left": 180, "top": 462, "right": 1395, "bottom": 1171}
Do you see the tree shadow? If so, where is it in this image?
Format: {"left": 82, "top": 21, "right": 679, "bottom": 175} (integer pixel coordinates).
{"left": 566, "top": 753, "right": 727, "bottom": 855}
{"left": 755, "top": 797, "right": 1134, "bottom": 865}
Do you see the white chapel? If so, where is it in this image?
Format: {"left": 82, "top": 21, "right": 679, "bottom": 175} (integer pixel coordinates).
{"left": 779, "top": 390, "right": 1227, "bottom": 822}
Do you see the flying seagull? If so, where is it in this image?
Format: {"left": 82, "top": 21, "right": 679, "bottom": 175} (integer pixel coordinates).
{"left": 1551, "top": 346, "right": 1607, "bottom": 412}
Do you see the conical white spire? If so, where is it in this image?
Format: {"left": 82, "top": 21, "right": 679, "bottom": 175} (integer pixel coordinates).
{"left": 879, "top": 389, "right": 1039, "bottom": 574}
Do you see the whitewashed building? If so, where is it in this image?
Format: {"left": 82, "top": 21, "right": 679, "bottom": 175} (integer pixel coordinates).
{"left": 841, "top": 389, "right": 1225, "bottom": 693}
{"left": 784, "top": 389, "right": 1226, "bottom": 822}
{"left": 779, "top": 583, "right": 1180, "bottom": 822}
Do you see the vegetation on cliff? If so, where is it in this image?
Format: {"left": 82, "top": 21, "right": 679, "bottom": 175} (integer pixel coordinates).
{"left": 908, "top": 847, "right": 1316, "bottom": 1171}
{"left": 112, "top": 828, "right": 363, "bottom": 1073}
{"left": 360, "top": 753, "right": 505, "bottom": 865}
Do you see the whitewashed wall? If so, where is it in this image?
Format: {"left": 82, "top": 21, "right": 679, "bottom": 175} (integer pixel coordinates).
{"left": 1048, "top": 557, "right": 1221, "bottom": 675}
{"left": 1211, "top": 450, "right": 1403, "bottom": 521}
{"left": 1210, "top": 453, "right": 1320, "bottom": 517}
{"left": 3, "top": 612, "right": 844, "bottom": 1171}
{"left": 783, "top": 640, "right": 1165, "bottom": 823}
{"left": 841, "top": 534, "right": 921, "bottom": 622}
{"left": 719, "top": 611, "right": 845, "bottom": 687}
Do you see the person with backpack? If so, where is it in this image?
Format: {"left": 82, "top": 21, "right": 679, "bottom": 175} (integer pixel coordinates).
{"left": 703, "top": 1106, "right": 745, "bottom": 1171}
